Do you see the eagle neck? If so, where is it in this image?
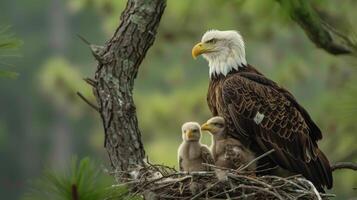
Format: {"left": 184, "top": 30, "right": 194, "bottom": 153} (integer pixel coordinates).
{"left": 213, "top": 131, "right": 228, "bottom": 141}
{"left": 210, "top": 67, "right": 242, "bottom": 80}
{"left": 207, "top": 48, "right": 247, "bottom": 79}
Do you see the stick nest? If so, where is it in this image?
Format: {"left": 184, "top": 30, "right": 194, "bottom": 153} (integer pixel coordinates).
{"left": 113, "top": 162, "right": 334, "bottom": 200}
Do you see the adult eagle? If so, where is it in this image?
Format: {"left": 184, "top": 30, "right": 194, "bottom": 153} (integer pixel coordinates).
{"left": 192, "top": 30, "right": 333, "bottom": 191}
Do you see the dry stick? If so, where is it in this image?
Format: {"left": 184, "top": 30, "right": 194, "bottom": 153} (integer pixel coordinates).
{"left": 263, "top": 175, "right": 305, "bottom": 190}
{"left": 237, "top": 185, "right": 284, "bottom": 200}
{"left": 190, "top": 181, "right": 220, "bottom": 200}
{"left": 331, "top": 162, "right": 357, "bottom": 171}
{"left": 237, "top": 149, "right": 275, "bottom": 172}
{"left": 230, "top": 192, "right": 256, "bottom": 200}
{"left": 209, "top": 185, "right": 244, "bottom": 199}
{"left": 116, "top": 162, "right": 335, "bottom": 199}
{"left": 175, "top": 170, "right": 216, "bottom": 176}
{"left": 77, "top": 34, "right": 91, "bottom": 46}
{"left": 248, "top": 166, "right": 279, "bottom": 174}
{"left": 140, "top": 172, "right": 179, "bottom": 188}
{"left": 223, "top": 188, "right": 231, "bottom": 199}
{"left": 229, "top": 174, "right": 272, "bottom": 189}
{"left": 229, "top": 175, "right": 285, "bottom": 200}
{"left": 238, "top": 175, "right": 306, "bottom": 200}
{"left": 76, "top": 92, "right": 100, "bottom": 112}
{"left": 278, "top": 176, "right": 321, "bottom": 198}
{"left": 202, "top": 163, "right": 233, "bottom": 171}
{"left": 297, "top": 178, "right": 322, "bottom": 200}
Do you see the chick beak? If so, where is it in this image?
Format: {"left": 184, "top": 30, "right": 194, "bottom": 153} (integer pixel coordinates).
{"left": 200, "top": 123, "right": 213, "bottom": 132}
{"left": 186, "top": 130, "right": 194, "bottom": 139}
{"left": 192, "top": 42, "right": 206, "bottom": 59}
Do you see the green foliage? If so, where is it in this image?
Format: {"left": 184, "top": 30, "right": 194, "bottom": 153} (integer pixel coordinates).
{"left": 0, "top": 26, "right": 23, "bottom": 49}
{"left": 38, "top": 56, "right": 94, "bottom": 116}
{"left": 0, "top": 69, "right": 19, "bottom": 78}
{"left": 0, "top": 26, "right": 22, "bottom": 78}
{"left": 23, "top": 157, "right": 140, "bottom": 200}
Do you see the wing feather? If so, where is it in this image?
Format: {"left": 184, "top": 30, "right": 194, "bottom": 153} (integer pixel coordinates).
{"left": 200, "top": 146, "right": 214, "bottom": 171}
{"left": 178, "top": 156, "right": 183, "bottom": 171}
{"left": 220, "top": 73, "right": 332, "bottom": 190}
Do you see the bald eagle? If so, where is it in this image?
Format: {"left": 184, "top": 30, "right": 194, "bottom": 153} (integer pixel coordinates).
{"left": 192, "top": 30, "right": 333, "bottom": 191}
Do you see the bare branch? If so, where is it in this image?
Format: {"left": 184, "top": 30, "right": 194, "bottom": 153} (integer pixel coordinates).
{"left": 83, "top": 78, "right": 96, "bottom": 87}
{"left": 76, "top": 92, "right": 99, "bottom": 112}
{"left": 76, "top": 34, "right": 91, "bottom": 46}
{"left": 276, "top": 0, "right": 357, "bottom": 55}
{"left": 332, "top": 162, "right": 357, "bottom": 171}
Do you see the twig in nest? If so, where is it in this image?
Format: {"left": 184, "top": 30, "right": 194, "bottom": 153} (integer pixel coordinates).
{"left": 190, "top": 181, "right": 220, "bottom": 200}
{"left": 76, "top": 92, "right": 100, "bottom": 112}
{"left": 331, "top": 162, "right": 357, "bottom": 171}
{"left": 112, "top": 163, "right": 331, "bottom": 200}
{"left": 237, "top": 149, "right": 275, "bottom": 172}
{"left": 237, "top": 184, "right": 284, "bottom": 200}
{"left": 297, "top": 178, "right": 322, "bottom": 200}
{"left": 202, "top": 163, "right": 232, "bottom": 171}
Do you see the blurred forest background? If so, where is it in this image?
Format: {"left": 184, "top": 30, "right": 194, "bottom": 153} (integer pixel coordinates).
{"left": 1, "top": 0, "right": 357, "bottom": 199}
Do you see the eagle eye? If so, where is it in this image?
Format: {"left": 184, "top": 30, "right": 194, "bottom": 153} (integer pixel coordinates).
{"left": 214, "top": 123, "right": 223, "bottom": 128}
{"left": 206, "top": 38, "right": 217, "bottom": 44}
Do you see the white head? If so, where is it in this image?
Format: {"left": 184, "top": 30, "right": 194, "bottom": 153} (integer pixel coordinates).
{"left": 201, "top": 116, "right": 226, "bottom": 139}
{"left": 181, "top": 122, "right": 201, "bottom": 142}
{"left": 192, "top": 30, "right": 247, "bottom": 78}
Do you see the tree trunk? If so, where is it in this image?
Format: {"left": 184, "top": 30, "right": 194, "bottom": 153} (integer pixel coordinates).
{"left": 90, "top": 0, "right": 166, "bottom": 173}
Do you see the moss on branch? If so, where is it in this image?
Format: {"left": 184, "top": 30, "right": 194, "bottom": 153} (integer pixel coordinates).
{"left": 277, "top": 0, "right": 357, "bottom": 55}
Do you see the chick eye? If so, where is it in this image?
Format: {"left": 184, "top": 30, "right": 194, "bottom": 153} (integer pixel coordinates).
{"left": 214, "top": 123, "right": 223, "bottom": 128}
{"left": 206, "top": 38, "right": 217, "bottom": 44}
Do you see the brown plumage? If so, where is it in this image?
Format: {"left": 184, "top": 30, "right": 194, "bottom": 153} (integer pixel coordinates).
{"left": 201, "top": 116, "right": 256, "bottom": 174}
{"left": 178, "top": 122, "right": 214, "bottom": 172}
{"left": 192, "top": 30, "right": 333, "bottom": 191}
{"left": 207, "top": 65, "right": 332, "bottom": 191}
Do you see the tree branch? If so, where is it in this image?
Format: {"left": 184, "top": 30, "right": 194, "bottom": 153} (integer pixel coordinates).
{"left": 90, "top": 0, "right": 166, "bottom": 173}
{"left": 276, "top": 0, "right": 357, "bottom": 55}
{"left": 331, "top": 162, "right": 357, "bottom": 171}
{"left": 76, "top": 92, "right": 99, "bottom": 112}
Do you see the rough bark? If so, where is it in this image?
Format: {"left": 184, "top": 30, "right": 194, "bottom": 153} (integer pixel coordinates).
{"left": 277, "top": 0, "right": 357, "bottom": 55}
{"left": 89, "top": 0, "right": 166, "bottom": 173}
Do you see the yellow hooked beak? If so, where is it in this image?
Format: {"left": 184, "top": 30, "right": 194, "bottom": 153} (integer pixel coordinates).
{"left": 186, "top": 130, "right": 194, "bottom": 139}
{"left": 192, "top": 42, "right": 213, "bottom": 59}
{"left": 200, "top": 123, "right": 213, "bottom": 132}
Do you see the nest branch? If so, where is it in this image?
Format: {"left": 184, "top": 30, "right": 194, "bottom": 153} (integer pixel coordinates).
{"left": 112, "top": 161, "right": 334, "bottom": 200}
